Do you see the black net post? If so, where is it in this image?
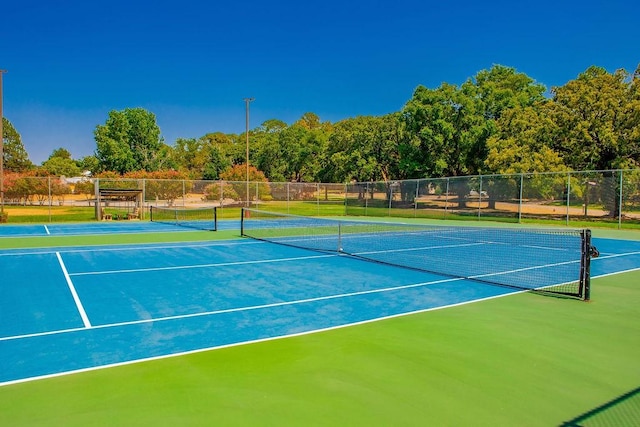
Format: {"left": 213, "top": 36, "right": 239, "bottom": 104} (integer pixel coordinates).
{"left": 240, "top": 208, "right": 246, "bottom": 236}
{"left": 580, "top": 229, "right": 592, "bottom": 301}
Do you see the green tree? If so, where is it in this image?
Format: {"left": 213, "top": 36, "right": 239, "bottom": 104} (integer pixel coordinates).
{"left": 49, "top": 147, "right": 72, "bottom": 160}
{"left": 174, "top": 137, "right": 207, "bottom": 176}
{"left": 252, "top": 120, "right": 285, "bottom": 181}
{"left": 94, "top": 108, "right": 163, "bottom": 173}
{"left": 40, "top": 147, "right": 81, "bottom": 176}
{"left": 154, "top": 143, "right": 177, "bottom": 171}
{"left": 41, "top": 156, "right": 81, "bottom": 177}
{"left": 401, "top": 82, "right": 490, "bottom": 179}
{"left": 202, "top": 143, "right": 230, "bottom": 180}
{"left": 295, "top": 112, "right": 321, "bottom": 130}
{"left": 484, "top": 104, "right": 568, "bottom": 206}
{"left": 324, "top": 115, "right": 401, "bottom": 183}
{"left": 402, "top": 65, "right": 545, "bottom": 181}
{"left": 252, "top": 116, "right": 330, "bottom": 182}
{"left": 213, "top": 163, "right": 270, "bottom": 203}
{"left": 2, "top": 117, "right": 33, "bottom": 172}
{"left": 124, "top": 170, "right": 189, "bottom": 206}
{"left": 546, "top": 65, "right": 640, "bottom": 217}
{"left": 485, "top": 104, "right": 567, "bottom": 174}
{"left": 270, "top": 124, "right": 310, "bottom": 182}
{"left": 76, "top": 155, "right": 99, "bottom": 174}
{"left": 548, "top": 65, "right": 640, "bottom": 170}
{"left": 473, "top": 65, "right": 546, "bottom": 120}
{"left": 172, "top": 134, "right": 233, "bottom": 180}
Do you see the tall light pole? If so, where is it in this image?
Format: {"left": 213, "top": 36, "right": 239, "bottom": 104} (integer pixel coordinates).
{"left": 0, "top": 69, "right": 6, "bottom": 218}
{"left": 244, "top": 97, "right": 254, "bottom": 207}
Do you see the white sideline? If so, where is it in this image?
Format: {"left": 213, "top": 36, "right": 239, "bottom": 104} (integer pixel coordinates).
{"left": 56, "top": 252, "right": 92, "bottom": 328}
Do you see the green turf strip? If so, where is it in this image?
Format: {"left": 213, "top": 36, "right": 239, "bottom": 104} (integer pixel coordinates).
{"left": 0, "top": 229, "right": 240, "bottom": 249}
{"left": 1, "top": 269, "right": 638, "bottom": 426}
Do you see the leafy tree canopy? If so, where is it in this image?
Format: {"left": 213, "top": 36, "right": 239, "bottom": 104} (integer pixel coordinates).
{"left": 48, "top": 147, "right": 72, "bottom": 160}
{"left": 7, "top": 63, "right": 639, "bottom": 184}
{"left": 2, "top": 117, "right": 33, "bottom": 172}
{"left": 41, "top": 156, "right": 81, "bottom": 177}
{"left": 547, "top": 65, "right": 640, "bottom": 170}
{"left": 94, "top": 108, "right": 163, "bottom": 174}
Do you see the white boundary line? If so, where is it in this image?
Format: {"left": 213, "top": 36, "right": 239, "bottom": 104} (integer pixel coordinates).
{"left": 43, "top": 225, "right": 50, "bottom": 235}
{"left": 1, "top": 239, "right": 639, "bottom": 387}
{"left": 56, "top": 252, "right": 92, "bottom": 328}
{"left": 0, "top": 290, "right": 516, "bottom": 388}
{"left": 594, "top": 250, "right": 640, "bottom": 260}
{"left": 0, "top": 267, "right": 638, "bottom": 388}
{"left": 0, "top": 275, "right": 463, "bottom": 342}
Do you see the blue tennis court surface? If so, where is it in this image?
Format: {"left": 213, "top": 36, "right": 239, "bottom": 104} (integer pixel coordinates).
{"left": 1, "top": 230, "right": 639, "bottom": 386}
{"left": 0, "top": 220, "right": 237, "bottom": 237}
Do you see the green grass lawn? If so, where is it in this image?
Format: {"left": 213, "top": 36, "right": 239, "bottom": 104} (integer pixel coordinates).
{"left": 0, "top": 223, "right": 638, "bottom": 426}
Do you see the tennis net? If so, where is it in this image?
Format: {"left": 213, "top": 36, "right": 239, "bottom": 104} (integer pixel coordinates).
{"left": 150, "top": 206, "right": 218, "bottom": 231}
{"left": 240, "top": 208, "right": 597, "bottom": 300}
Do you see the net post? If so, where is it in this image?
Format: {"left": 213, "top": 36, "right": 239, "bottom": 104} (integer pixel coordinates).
{"left": 213, "top": 206, "right": 218, "bottom": 231}
{"left": 240, "top": 208, "right": 245, "bottom": 236}
{"left": 150, "top": 206, "right": 154, "bottom": 222}
{"left": 580, "top": 229, "right": 592, "bottom": 301}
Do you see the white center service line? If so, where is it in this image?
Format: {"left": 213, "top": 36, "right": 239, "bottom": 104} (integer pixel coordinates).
{"left": 56, "top": 252, "right": 92, "bottom": 328}
{"left": 44, "top": 225, "right": 50, "bottom": 235}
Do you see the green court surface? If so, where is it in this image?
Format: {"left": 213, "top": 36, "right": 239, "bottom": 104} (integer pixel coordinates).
{"left": 0, "top": 226, "right": 638, "bottom": 426}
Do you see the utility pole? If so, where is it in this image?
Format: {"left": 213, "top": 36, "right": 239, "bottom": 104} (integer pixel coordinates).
{"left": 244, "top": 97, "right": 254, "bottom": 207}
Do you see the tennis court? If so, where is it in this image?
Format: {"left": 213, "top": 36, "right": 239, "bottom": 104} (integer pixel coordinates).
{"left": 1, "top": 214, "right": 639, "bottom": 387}
{"left": 0, "top": 213, "right": 233, "bottom": 238}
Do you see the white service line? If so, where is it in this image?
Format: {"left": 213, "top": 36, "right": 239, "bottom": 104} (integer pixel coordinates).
{"left": 56, "top": 252, "right": 92, "bottom": 328}
{"left": 0, "top": 274, "right": 465, "bottom": 342}
{"left": 69, "top": 253, "right": 337, "bottom": 277}
{"left": 44, "top": 225, "right": 50, "bottom": 235}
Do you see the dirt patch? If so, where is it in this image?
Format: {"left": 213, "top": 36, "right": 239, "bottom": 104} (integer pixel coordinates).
{"left": 5, "top": 206, "right": 87, "bottom": 215}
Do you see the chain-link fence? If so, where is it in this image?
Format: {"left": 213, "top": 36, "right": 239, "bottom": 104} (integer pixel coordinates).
{"left": 346, "top": 170, "right": 640, "bottom": 227}
{"left": 0, "top": 176, "right": 348, "bottom": 222}
{"left": 1, "top": 169, "right": 639, "bottom": 227}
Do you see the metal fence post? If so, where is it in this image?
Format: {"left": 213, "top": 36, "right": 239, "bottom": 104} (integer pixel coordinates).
{"left": 219, "top": 181, "right": 223, "bottom": 214}
{"left": 365, "top": 182, "right": 369, "bottom": 216}
{"left": 619, "top": 169, "right": 623, "bottom": 229}
{"left": 518, "top": 173, "right": 523, "bottom": 223}
{"left": 388, "top": 182, "right": 392, "bottom": 216}
{"left": 48, "top": 176, "right": 52, "bottom": 223}
{"left": 445, "top": 178, "right": 450, "bottom": 219}
{"left": 478, "top": 175, "right": 483, "bottom": 220}
{"left": 182, "top": 180, "right": 186, "bottom": 207}
{"left": 566, "top": 172, "right": 571, "bottom": 226}
{"left": 414, "top": 179, "right": 420, "bottom": 218}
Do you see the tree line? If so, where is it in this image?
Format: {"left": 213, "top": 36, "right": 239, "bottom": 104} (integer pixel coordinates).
{"left": 2, "top": 64, "right": 639, "bottom": 183}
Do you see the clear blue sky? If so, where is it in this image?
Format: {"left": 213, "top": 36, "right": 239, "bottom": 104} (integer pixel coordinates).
{"left": 2, "top": 0, "right": 638, "bottom": 164}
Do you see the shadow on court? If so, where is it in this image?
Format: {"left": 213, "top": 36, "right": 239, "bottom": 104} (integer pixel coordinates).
{"left": 560, "top": 386, "right": 640, "bottom": 427}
